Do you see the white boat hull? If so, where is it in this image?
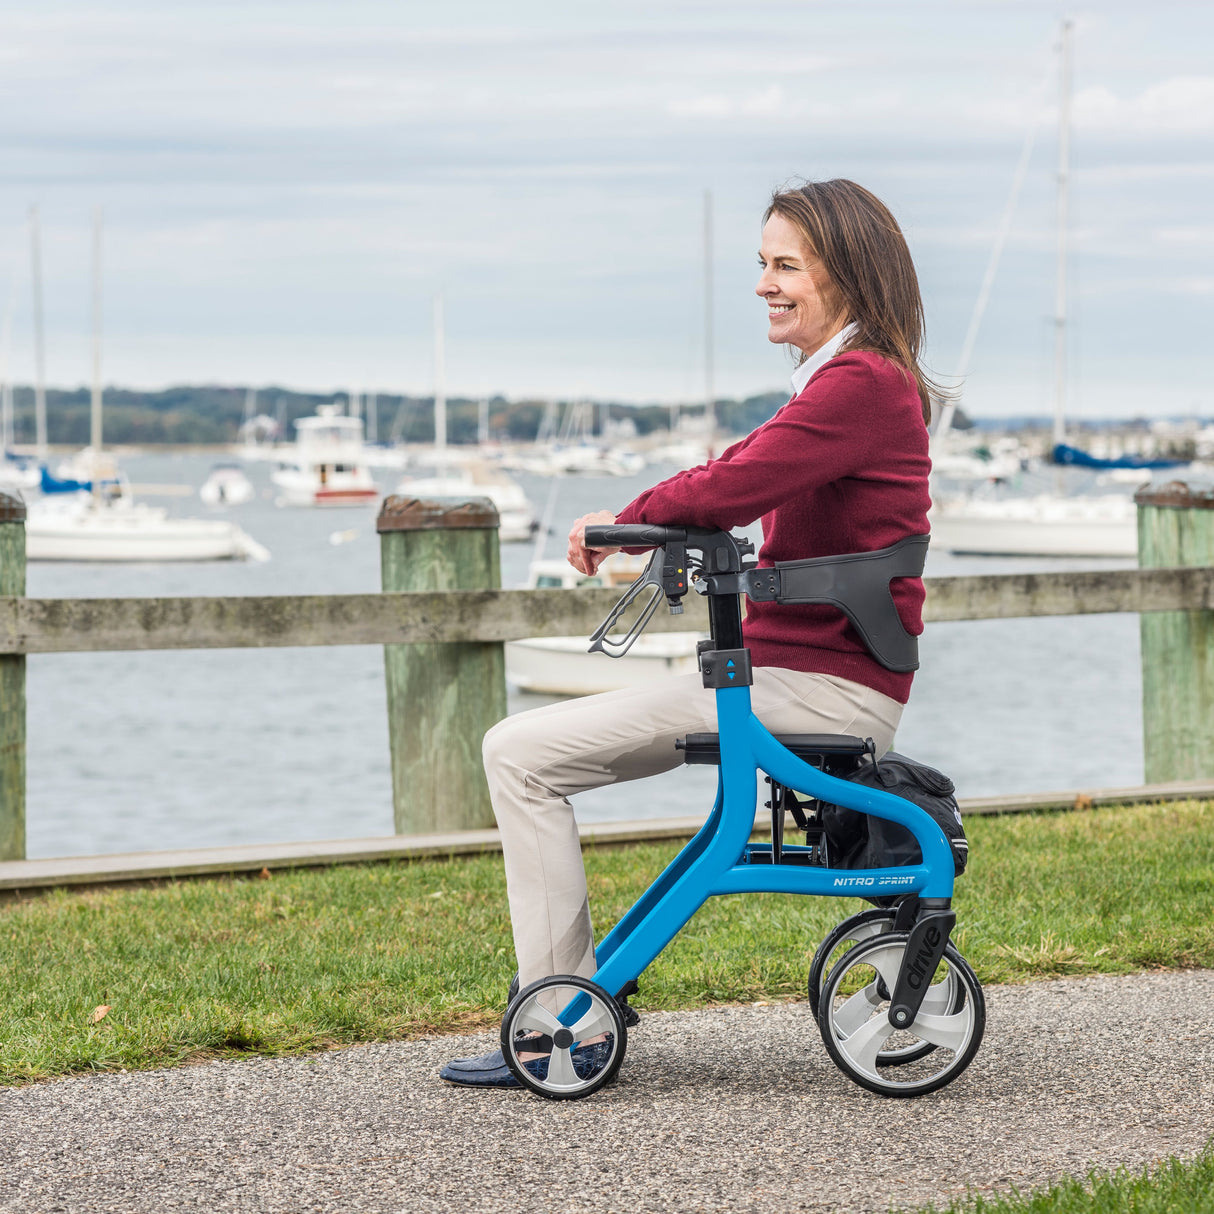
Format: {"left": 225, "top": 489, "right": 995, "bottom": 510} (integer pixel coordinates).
{"left": 27, "top": 499, "right": 269, "bottom": 562}
{"left": 506, "top": 633, "right": 703, "bottom": 696}
{"left": 199, "top": 470, "right": 255, "bottom": 506}
{"left": 930, "top": 495, "right": 1137, "bottom": 558}
{"left": 273, "top": 480, "right": 380, "bottom": 509}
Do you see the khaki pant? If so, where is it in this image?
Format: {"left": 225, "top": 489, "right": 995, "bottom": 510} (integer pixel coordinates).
{"left": 483, "top": 668, "right": 904, "bottom": 990}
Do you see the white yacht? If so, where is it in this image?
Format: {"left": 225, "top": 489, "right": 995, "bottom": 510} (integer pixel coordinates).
{"left": 929, "top": 492, "right": 1136, "bottom": 558}
{"left": 271, "top": 406, "right": 380, "bottom": 507}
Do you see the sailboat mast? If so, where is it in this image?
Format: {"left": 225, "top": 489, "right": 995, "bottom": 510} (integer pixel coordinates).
{"left": 703, "top": 188, "right": 715, "bottom": 458}
{"left": 91, "top": 207, "right": 103, "bottom": 454}
{"left": 1052, "top": 18, "right": 1073, "bottom": 449}
{"left": 29, "top": 206, "right": 47, "bottom": 461}
{"left": 0, "top": 255, "right": 18, "bottom": 452}
{"left": 433, "top": 292, "right": 446, "bottom": 455}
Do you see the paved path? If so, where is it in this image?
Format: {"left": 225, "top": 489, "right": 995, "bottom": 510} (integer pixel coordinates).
{"left": 1, "top": 970, "right": 1211, "bottom": 1213}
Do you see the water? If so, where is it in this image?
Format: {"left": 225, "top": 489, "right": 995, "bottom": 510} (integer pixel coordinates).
{"left": 23, "top": 451, "right": 1142, "bottom": 859}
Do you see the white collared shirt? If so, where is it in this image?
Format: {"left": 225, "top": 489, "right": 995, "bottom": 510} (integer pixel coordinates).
{"left": 789, "top": 323, "right": 858, "bottom": 398}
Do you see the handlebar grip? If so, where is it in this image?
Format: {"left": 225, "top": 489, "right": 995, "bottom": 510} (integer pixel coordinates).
{"left": 584, "top": 524, "right": 686, "bottom": 548}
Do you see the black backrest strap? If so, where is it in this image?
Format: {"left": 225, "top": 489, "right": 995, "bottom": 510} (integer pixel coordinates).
{"left": 771, "top": 534, "right": 928, "bottom": 672}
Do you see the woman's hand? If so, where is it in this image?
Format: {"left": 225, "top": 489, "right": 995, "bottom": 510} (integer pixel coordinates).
{"left": 567, "top": 509, "right": 619, "bottom": 575}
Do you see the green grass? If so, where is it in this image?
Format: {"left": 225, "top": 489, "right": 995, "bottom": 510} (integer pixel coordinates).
{"left": 911, "top": 1145, "right": 1214, "bottom": 1213}
{"left": 2, "top": 797, "right": 1213, "bottom": 1083}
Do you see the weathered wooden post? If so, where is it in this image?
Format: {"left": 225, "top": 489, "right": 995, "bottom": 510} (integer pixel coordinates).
{"left": 378, "top": 496, "right": 506, "bottom": 834}
{"left": 1136, "top": 482, "right": 1214, "bottom": 783}
{"left": 0, "top": 492, "right": 26, "bottom": 860}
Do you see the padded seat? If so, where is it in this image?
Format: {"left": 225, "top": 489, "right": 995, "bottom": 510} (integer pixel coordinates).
{"left": 676, "top": 732, "right": 871, "bottom": 767}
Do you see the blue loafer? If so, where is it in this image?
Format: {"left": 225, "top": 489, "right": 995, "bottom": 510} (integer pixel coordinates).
{"left": 438, "top": 1047, "right": 530, "bottom": 1088}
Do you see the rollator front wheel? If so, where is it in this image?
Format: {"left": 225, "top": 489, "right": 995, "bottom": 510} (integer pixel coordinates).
{"left": 809, "top": 909, "right": 962, "bottom": 1068}
{"left": 501, "top": 975, "right": 627, "bottom": 1100}
{"left": 817, "top": 932, "right": 985, "bottom": 1098}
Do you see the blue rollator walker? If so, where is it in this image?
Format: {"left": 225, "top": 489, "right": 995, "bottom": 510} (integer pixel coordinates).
{"left": 500, "top": 524, "right": 985, "bottom": 1099}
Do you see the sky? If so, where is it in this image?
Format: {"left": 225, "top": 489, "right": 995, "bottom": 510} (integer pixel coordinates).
{"left": 0, "top": 0, "right": 1211, "bottom": 420}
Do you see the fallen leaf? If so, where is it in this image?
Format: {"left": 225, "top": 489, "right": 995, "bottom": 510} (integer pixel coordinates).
{"left": 90, "top": 1005, "right": 111, "bottom": 1024}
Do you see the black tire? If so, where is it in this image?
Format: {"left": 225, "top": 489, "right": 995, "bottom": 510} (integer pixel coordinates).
{"left": 817, "top": 932, "right": 985, "bottom": 1098}
{"left": 807, "top": 908, "right": 895, "bottom": 1019}
{"left": 501, "top": 974, "right": 627, "bottom": 1100}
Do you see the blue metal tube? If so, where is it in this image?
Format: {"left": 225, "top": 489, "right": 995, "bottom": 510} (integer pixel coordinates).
{"left": 709, "top": 863, "right": 930, "bottom": 899}
{"left": 594, "top": 773, "right": 724, "bottom": 971}
{"left": 746, "top": 714, "right": 955, "bottom": 899}
{"left": 591, "top": 688, "right": 755, "bottom": 997}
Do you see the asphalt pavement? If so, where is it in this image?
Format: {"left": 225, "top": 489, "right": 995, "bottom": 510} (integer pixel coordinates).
{"left": 1, "top": 969, "right": 1211, "bottom": 1213}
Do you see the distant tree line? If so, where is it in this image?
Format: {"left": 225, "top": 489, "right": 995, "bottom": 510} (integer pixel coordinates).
{"left": 4, "top": 385, "right": 793, "bottom": 447}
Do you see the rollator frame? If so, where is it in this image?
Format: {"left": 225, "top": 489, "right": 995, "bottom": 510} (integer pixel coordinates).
{"left": 500, "top": 523, "right": 984, "bottom": 1099}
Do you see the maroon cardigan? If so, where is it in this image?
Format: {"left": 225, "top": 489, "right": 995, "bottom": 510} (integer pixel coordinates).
{"left": 614, "top": 351, "right": 931, "bottom": 703}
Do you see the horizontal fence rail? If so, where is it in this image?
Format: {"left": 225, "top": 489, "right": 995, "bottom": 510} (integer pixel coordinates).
{"left": 2, "top": 565, "right": 1214, "bottom": 655}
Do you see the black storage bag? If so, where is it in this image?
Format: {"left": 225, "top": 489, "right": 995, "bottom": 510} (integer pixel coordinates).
{"left": 821, "top": 751, "right": 968, "bottom": 876}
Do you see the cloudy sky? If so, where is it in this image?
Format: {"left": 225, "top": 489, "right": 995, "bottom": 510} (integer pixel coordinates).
{"left": 0, "top": 0, "right": 1211, "bottom": 419}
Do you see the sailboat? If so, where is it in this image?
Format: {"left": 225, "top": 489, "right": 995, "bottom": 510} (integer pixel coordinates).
{"left": 394, "top": 293, "right": 538, "bottom": 541}
{"left": 930, "top": 21, "right": 1140, "bottom": 560}
{"left": 25, "top": 209, "right": 270, "bottom": 562}
{"left": 507, "top": 194, "right": 719, "bottom": 695}
{"left": 0, "top": 245, "right": 38, "bottom": 492}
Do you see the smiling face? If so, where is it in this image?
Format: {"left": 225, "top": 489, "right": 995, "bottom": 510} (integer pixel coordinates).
{"left": 755, "top": 211, "right": 847, "bottom": 358}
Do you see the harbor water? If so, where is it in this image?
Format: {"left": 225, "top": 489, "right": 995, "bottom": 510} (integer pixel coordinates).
{"left": 25, "top": 451, "right": 1142, "bottom": 859}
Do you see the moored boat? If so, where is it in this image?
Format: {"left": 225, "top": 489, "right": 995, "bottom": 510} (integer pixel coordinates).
{"left": 27, "top": 485, "right": 270, "bottom": 562}
{"left": 929, "top": 492, "right": 1136, "bottom": 558}
{"left": 199, "top": 463, "right": 255, "bottom": 506}
{"left": 394, "top": 459, "right": 537, "bottom": 542}
{"left": 271, "top": 406, "right": 380, "bottom": 507}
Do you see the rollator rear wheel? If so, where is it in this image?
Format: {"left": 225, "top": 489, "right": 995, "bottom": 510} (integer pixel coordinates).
{"left": 817, "top": 932, "right": 985, "bottom": 1098}
{"left": 501, "top": 975, "right": 627, "bottom": 1100}
{"left": 807, "top": 908, "right": 894, "bottom": 1019}
{"left": 809, "top": 909, "right": 962, "bottom": 1068}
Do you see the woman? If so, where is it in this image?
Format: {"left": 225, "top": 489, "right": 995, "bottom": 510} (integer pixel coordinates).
{"left": 441, "top": 179, "right": 935, "bottom": 1087}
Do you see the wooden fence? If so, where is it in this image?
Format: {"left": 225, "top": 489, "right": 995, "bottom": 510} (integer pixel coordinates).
{"left": 1, "top": 486, "right": 1212, "bottom": 861}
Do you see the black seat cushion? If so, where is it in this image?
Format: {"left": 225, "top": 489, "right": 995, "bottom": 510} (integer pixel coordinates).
{"left": 676, "top": 732, "right": 871, "bottom": 767}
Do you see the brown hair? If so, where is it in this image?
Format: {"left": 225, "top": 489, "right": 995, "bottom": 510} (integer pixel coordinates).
{"left": 765, "top": 179, "right": 941, "bottom": 424}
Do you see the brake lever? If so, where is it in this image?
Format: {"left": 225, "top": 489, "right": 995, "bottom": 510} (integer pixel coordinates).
{"left": 587, "top": 552, "right": 666, "bottom": 659}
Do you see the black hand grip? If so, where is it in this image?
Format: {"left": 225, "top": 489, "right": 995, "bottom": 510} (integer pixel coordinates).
{"left": 584, "top": 524, "right": 686, "bottom": 548}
